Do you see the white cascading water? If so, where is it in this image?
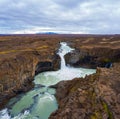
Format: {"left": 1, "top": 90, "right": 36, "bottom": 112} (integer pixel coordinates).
{"left": 57, "top": 42, "right": 74, "bottom": 69}
{"left": 0, "top": 42, "right": 96, "bottom": 119}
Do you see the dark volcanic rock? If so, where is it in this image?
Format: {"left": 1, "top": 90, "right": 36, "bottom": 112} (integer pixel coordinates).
{"left": 49, "top": 63, "right": 120, "bottom": 119}
{"left": 65, "top": 47, "right": 120, "bottom": 68}
{"left": 35, "top": 54, "right": 60, "bottom": 75}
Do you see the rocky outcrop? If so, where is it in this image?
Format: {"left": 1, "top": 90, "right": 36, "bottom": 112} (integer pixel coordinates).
{"left": 0, "top": 52, "right": 59, "bottom": 108}
{"left": 50, "top": 63, "right": 120, "bottom": 119}
{"left": 0, "top": 35, "right": 62, "bottom": 108}
{"left": 35, "top": 55, "right": 60, "bottom": 75}
{"left": 65, "top": 47, "right": 120, "bottom": 68}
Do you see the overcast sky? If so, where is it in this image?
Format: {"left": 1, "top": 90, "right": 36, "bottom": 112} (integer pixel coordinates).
{"left": 0, "top": 0, "right": 120, "bottom": 34}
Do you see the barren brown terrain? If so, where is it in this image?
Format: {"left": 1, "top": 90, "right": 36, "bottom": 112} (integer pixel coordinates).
{"left": 0, "top": 34, "right": 120, "bottom": 118}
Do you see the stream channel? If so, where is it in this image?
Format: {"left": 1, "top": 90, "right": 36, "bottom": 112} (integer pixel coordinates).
{"left": 0, "top": 42, "right": 96, "bottom": 119}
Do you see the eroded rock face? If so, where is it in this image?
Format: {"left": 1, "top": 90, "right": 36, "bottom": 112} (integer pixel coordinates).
{"left": 0, "top": 52, "right": 60, "bottom": 109}
{"left": 65, "top": 47, "right": 120, "bottom": 68}
{"left": 35, "top": 55, "right": 60, "bottom": 75}
{"left": 50, "top": 63, "right": 120, "bottom": 119}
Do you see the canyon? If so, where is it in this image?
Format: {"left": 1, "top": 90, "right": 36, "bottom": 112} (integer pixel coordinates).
{"left": 0, "top": 34, "right": 120, "bottom": 118}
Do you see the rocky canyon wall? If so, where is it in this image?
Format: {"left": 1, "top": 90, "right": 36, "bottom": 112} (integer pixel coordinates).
{"left": 0, "top": 34, "right": 120, "bottom": 113}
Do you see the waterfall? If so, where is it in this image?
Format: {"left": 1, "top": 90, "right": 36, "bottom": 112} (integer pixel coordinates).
{"left": 57, "top": 42, "right": 74, "bottom": 69}
{"left": 0, "top": 42, "right": 96, "bottom": 119}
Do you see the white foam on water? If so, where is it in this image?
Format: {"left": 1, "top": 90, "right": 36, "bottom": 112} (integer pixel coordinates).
{"left": 12, "top": 110, "right": 30, "bottom": 119}
{"left": 0, "top": 109, "right": 32, "bottom": 119}
{"left": 0, "top": 109, "right": 11, "bottom": 119}
{"left": 34, "top": 66, "right": 95, "bottom": 86}
{"left": 39, "top": 92, "right": 55, "bottom": 101}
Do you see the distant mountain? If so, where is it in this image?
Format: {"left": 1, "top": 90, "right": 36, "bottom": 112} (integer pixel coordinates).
{"left": 36, "top": 32, "right": 58, "bottom": 35}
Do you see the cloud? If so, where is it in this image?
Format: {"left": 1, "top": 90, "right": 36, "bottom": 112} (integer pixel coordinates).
{"left": 0, "top": 0, "right": 120, "bottom": 34}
